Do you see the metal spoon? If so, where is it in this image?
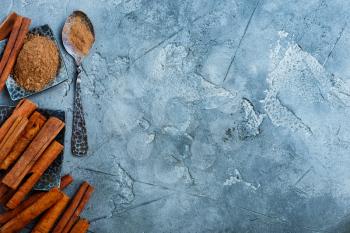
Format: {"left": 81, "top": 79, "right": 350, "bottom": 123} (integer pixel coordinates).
{"left": 62, "top": 11, "right": 95, "bottom": 156}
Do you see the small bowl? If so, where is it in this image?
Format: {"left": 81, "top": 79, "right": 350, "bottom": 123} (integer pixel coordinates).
{"left": 3, "top": 24, "right": 68, "bottom": 101}
{"left": 0, "top": 106, "right": 65, "bottom": 191}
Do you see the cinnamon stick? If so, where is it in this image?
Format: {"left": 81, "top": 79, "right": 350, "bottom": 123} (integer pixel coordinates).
{"left": 32, "top": 193, "right": 70, "bottom": 233}
{"left": 62, "top": 185, "right": 94, "bottom": 233}
{"left": 32, "top": 175, "right": 73, "bottom": 233}
{"left": 0, "top": 112, "right": 46, "bottom": 170}
{"left": 0, "top": 17, "right": 31, "bottom": 92}
{"left": 0, "top": 116, "right": 28, "bottom": 162}
{"left": 0, "top": 184, "right": 9, "bottom": 202}
{"left": 0, "top": 192, "right": 41, "bottom": 225}
{"left": 0, "top": 99, "right": 38, "bottom": 142}
{"left": 0, "top": 188, "right": 62, "bottom": 232}
{"left": 69, "top": 219, "right": 89, "bottom": 233}
{"left": 2, "top": 117, "right": 65, "bottom": 189}
{"left": 52, "top": 182, "right": 89, "bottom": 233}
{"left": 0, "top": 15, "right": 22, "bottom": 77}
{"left": 0, "top": 188, "right": 15, "bottom": 205}
{"left": 60, "top": 174, "right": 73, "bottom": 190}
{"left": 0, "top": 99, "right": 37, "bottom": 143}
{"left": 0, "top": 176, "right": 73, "bottom": 225}
{"left": 6, "top": 141, "right": 63, "bottom": 209}
{"left": 0, "top": 12, "right": 18, "bottom": 41}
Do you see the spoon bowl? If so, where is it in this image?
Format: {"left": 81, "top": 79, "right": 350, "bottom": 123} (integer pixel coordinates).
{"left": 62, "top": 10, "right": 95, "bottom": 64}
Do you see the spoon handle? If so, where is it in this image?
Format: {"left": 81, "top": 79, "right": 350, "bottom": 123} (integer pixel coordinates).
{"left": 71, "top": 65, "right": 88, "bottom": 156}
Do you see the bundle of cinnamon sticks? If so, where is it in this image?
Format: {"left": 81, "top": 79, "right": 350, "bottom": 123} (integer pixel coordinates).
{"left": 0, "top": 174, "right": 94, "bottom": 233}
{"left": 0, "top": 99, "right": 64, "bottom": 209}
{"left": 0, "top": 12, "right": 31, "bottom": 92}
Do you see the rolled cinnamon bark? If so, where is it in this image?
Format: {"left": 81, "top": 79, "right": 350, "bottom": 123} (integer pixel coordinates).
{"left": 32, "top": 193, "right": 70, "bottom": 233}
{"left": 61, "top": 185, "right": 94, "bottom": 233}
{"left": 6, "top": 141, "right": 63, "bottom": 209}
{"left": 0, "top": 99, "right": 37, "bottom": 144}
{"left": 0, "top": 184, "right": 9, "bottom": 202}
{"left": 69, "top": 218, "right": 90, "bottom": 233}
{"left": 0, "top": 15, "right": 22, "bottom": 77}
{"left": 52, "top": 182, "right": 89, "bottom": 233}
{"left": 28, "top": 175, "right": 74, "bottom": 232}
{"left": 29, "top": 141, "right": 62, "bottom": 174}
{"left": 60, "top": 174, "right": 73, "bottom": 190}
{"left": 0, "top": 116, "right": 28, "bottom": 162}
{"left": 0, "top": 175, "right": 73, "bottom": 225}
{"left": 0, "top": 12, "right": 18, "bottom": 41}
{"left": 0, "top": 188, "right": 15, "bottom": 205}
{"left": 0, "top": 17, "right": 31, "bottom": 92}
{"left": 0, "top": 192, "right": 41, "bottom": 225}
{"left": 2, "top": 117, "right": 65, "bottom": 189}
{"left": 0, "top": 188, "right": 62, "bottom": 232}
{"left": 0, "top": 111, "right": 46, "bottom": 170}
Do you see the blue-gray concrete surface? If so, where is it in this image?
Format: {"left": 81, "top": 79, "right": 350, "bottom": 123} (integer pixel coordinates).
{"left": 1, "top": 0, "right": 350, "bottom": 232}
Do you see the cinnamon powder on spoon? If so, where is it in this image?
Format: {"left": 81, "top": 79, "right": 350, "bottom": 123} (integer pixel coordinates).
{"left": 64, "top": 16, "right": 94, "bottom": 56}
{"left": 13, "top": 35, "right": 59, "bottom": 92}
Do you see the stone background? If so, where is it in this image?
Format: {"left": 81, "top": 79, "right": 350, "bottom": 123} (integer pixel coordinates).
{"left": 2, "top": 0, "right": 350, "bottom": 232}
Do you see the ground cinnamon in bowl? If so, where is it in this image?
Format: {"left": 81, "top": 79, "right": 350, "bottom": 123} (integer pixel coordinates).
{"left": 13, "top": 35, "right": 60, "bottom": 92}
{"left": 64, "top": 15, "right": 94, "bottom": 56}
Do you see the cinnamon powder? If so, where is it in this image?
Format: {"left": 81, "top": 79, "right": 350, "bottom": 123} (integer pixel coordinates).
{"left": 64, "top": 16, "right": 94, "bottom": 55}
{"left": 13, "top": 35, "right": 59, "bottom": 92}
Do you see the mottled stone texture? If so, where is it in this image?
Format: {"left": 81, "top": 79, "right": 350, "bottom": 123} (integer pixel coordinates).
{"left": 1, "top": 0, "right": 350, "bottom": 232}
